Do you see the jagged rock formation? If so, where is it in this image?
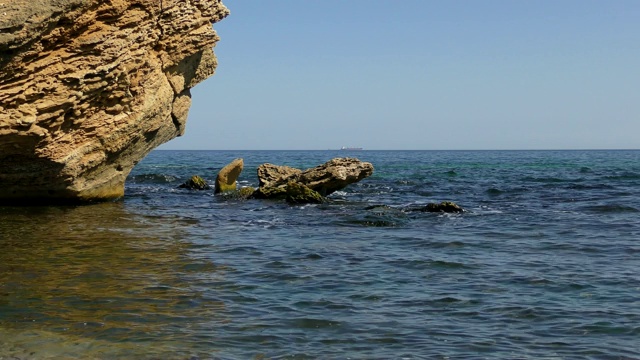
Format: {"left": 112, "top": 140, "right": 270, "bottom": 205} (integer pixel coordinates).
{"left": 0, "top": 0, "right": 229, "bottom": 203}
{"left": 253, "top": 158, "right": 374, "bottom": 201}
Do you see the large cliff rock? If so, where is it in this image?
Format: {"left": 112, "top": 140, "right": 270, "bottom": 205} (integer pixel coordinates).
{"left": 0, "top": 0, "right": 229, "bottom": 203}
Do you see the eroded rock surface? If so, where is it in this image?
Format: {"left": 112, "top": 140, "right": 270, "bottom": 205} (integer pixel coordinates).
{"left": 287, "top": 157, "right": 374, "bottom": 196}
{"left": 0, "top": 0, "right": 229, "bottom": 203}
{"left": 257, "top": 163, "right": 302, "bottom": 188}
{"left": 253, "top": 157, "right": 374, "bottom": 201}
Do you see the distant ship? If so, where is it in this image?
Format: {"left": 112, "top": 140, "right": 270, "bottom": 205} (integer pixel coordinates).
{"left": 340, "top": 146, "right": 363, "bottom": 151}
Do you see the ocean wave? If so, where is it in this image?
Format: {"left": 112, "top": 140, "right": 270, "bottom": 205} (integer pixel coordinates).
{"left": 605, "top": 172, "right": 640, "bottom": 181}
{"left": 567, "top": 183, "right": 615, "bottom": 190}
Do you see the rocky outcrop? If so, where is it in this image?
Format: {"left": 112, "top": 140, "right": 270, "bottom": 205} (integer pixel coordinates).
{"left": 285, "top": 157, "right": 374, "bottom": 196}
{"left": 253, "top": 157, "right": 374, "bottom": 202}
{"left": 215, "top": 158, "right": 243, "bottom": 193}
{"left": 0, "top": 0, "right": 229, "bottom": 203}
{"left": 257, "top": 163, "right": 301, "bottom": 188}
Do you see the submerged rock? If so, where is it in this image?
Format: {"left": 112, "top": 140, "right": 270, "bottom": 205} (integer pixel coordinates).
{"left": 252, "top": 186, "right": 288, "bottom": 200}
{"left": 215, "top": 158, "right": 243, "bottom": 194}
{"left": 417, "top": 201, "right": 464, "bottom": 213}
{"left": 239, "top": 186, "right": 255, "bottom": 198}
{"left": 0, "top": 0, "right": 229, "bottom": 203}
{"left": 218, "top": 186, "right": 255, "bottom": 200}
{"left": 179, "top": 175, "right": 210, "bottom": 190}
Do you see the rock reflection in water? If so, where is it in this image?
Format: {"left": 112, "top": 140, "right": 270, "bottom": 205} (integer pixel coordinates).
{"left": 0, "top": 202, "right": 226, "bottom": 358}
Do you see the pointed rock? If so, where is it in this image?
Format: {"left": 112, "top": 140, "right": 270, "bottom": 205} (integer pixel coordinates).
{"left": 215, "top": 158, "right": 244, "bottom": 194}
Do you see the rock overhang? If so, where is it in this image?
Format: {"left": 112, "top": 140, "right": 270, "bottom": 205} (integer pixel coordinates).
{"left": 0, "top": 0, "right": 229, "bottom": 204}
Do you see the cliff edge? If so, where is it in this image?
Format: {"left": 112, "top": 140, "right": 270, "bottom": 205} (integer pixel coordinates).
{"left": 0, "top": 0, "right": 229, "bottom": 203}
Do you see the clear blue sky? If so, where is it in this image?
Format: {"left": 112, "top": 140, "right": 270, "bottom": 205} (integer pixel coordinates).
{"left": 160, "top": 0, "right": 639, "bottom": 150}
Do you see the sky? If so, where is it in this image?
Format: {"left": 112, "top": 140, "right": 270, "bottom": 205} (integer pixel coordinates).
{"left": 159, "top": 0, "right": 640, "bottom": 150}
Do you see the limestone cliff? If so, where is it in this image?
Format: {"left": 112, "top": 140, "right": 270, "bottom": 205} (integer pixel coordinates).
{"left": 0, "top": 0, "right": 229, "bottom": 203}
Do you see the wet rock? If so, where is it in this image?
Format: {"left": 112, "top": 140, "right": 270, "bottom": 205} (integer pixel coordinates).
{"left": 239, "top": 186, "right": 255, "bottom": 198}
{"left": 286, "top": 182, "right": 325, "bottom": 204}
{"left": 252, "top": 185, "right": 288, "bottom": 200}
{"left": 179, "top": 175, "right": 210, "bottom": 190}
{"left": 215, "top": 158, "right": 243, "bottom": 194}
{"left": 419, "top": 201, "right": 464, "bottom": 213}
{"left": 218, "top": 186, "right": 255, "bottom": 200}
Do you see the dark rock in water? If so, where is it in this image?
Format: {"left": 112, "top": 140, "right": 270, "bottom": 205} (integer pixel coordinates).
{"left": 252, "top": 186, "right": 288, "bottom": 200}
{"left": 239, "top": 187, "right": 255, "bottom": 198}
{"left": 286, "top": 182, "right": 325, "bottom": 204}
{"left": 413, "top": 201, "right": 464, "bottom": 213}
{"left": 257, "top": 164, "right": 301, "bottom": 188}
{"left": 179, "top": 175, "right": 210, "bottom": 190}
{"left": 215, "top": 158, "right": 244, "bottom": 194}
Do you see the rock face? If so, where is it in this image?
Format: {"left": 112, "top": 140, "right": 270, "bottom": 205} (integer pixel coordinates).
{"left": 215, "top": 158, "right": 243, "bottom": 193}
{"left": 254, "top": 157, "right": 374, "bottom": 201}
{"left": 288, "top": 157, "right": 374, "bottom": 196}
{"left": 0, "top": 0, "right": 229, "bottom": 203}
{"left": 257, "top": 164, "right": 301, "bottom": 188}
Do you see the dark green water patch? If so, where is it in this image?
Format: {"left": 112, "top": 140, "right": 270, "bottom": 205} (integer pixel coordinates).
{"left": 581, "top": 204, "right": 639, "bottom": 213}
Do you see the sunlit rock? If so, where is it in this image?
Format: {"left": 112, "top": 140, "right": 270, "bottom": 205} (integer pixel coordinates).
{"left": 215, "top": 158, "right": 243, "bottom": 194}
{"left": 0, "top": 0, "right": 229, "bottom": 203}
{"left": 253, "top": 157, "right": 374, "bottom": 202}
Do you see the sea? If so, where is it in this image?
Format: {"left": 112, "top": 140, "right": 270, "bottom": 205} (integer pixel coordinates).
{"left": 0, "top": 150, "right": 639, "bottom": 359}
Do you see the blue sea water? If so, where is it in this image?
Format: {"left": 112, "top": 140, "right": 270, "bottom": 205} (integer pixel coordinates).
{"left": 0, "top": 150, "right": 639, "bottom": 359}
